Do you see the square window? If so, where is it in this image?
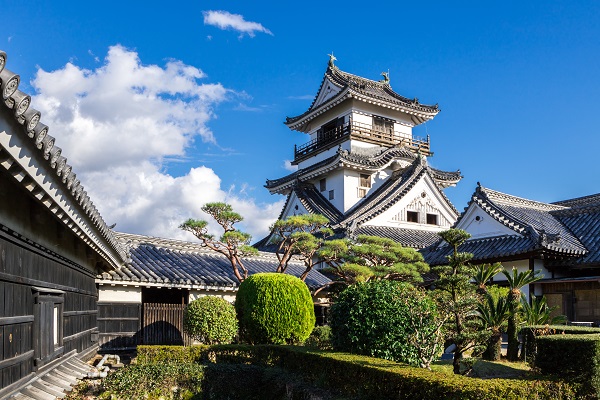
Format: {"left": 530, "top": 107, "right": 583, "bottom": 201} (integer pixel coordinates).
{"left": 329, "top": 190, "right": 334, "bottom": 200}
{"left": 407, "top": 211, "right": 419, "bottom": 223}
{"left": 427, "top": 214, "right": 438, "bottom": 225}
{"left": 319, "top": 178, "right": 326, "bottom": 192}
{"left": 359, "top": 174, "right": 372, "bottom": 188}
{"left": 357, "top": 187, "right": 367, "bottom": 198}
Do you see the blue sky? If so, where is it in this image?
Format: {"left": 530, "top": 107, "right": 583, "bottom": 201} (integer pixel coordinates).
{"left": 3, "top": 1, "right": 600, "bottom": 240}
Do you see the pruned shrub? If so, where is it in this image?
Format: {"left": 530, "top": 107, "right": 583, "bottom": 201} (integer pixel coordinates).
{"left": 535, "top": 334, "right": 600, "bottom": 398}
{"left": 330, "top": 280, "right": 441, "bottom": 366}
{"left": 100, "top": 362, "right": 203, "bottom": 399}
{"left": 137, "top": 345, "right": 208, "bottom": 365}
{"left": 235, "top": 273, "right": 315, "bottom": 344}
{"left": 304, "top": 325, "right": 332, "bottom": 350}
{"left": 183, "top": 296, "right": 238, "bottom": 344}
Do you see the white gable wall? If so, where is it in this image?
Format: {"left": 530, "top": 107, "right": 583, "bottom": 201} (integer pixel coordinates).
{"left": 279, "top": 192, "right": 310, "bottom": 220}
{"left": 456, "top": 203, "right": 520, "bottom": 239}
{"left": 365, "top": 174, "right": 456, "bottom": 231}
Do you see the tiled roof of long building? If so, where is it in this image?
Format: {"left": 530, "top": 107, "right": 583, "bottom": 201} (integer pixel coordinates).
{"left": 285, "top": 63, "right": 439, "bottom": 129}
{"left": 99, "top": 232, "right": 331, "bottom": 290}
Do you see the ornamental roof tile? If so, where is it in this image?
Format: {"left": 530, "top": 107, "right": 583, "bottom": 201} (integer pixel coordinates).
{"left": 0, "top": 50, "right": 127, "bottom": 267}
{"left": 286, "top": 63, "right": 439, "bottom": 129}
{"left": 100, "top": 232, "right": 331, "bottom": 290}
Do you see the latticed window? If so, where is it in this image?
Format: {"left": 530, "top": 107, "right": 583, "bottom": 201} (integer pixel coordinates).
{"left": 427, "top": 213, "right": 438, "bottom": 225}
{"left": 359, "top": 174, "right": 371, "bottom": 188}
{"left": 372, "top": 116, "right": 394, "bottom": 134}
{"left": 407, "top": 211, "right": 419, "bottom": 223}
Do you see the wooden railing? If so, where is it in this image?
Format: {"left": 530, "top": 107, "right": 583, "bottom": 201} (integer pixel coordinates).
{"left": 294, "top": 121, "right": 431, "bottom": 162}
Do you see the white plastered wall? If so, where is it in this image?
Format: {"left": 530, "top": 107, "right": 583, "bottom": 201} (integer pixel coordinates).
{"left": 366, "top": 173, "right": 457, "bottom": 231}
{"left": 189, "top": 290, "right": 236, "bottom": 303}
{"left": 486, "top": 259, "right": 550, "bottom": 300}
{"left": 98, "top": 286, "right": 142, "bottom": 303}
{"left": 456, "top": 204, "right": 519, "bottom": 239}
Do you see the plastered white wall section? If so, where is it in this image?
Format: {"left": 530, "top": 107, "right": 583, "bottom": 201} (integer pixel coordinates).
{"left": 366, "top": 174, "right": 457, "bottom": 231}
{"left": 190, "top": 290, "right": 236, "bottom": 303}
{"left": 279, "top": 193, "right": 309, "bottom": 220}
{"left": 456, "top": 204, "right": 519, "bottom": 239}
{"left": 98, "top": 286, "right": 142, "bottom": 303}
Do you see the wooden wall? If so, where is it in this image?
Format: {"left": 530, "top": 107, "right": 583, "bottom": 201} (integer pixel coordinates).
{"left": 0, "top": 231, "right": 98, "bottom": 391}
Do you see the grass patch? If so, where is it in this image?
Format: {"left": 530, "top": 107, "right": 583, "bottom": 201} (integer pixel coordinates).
{"left": 431, "top": 359, "right": 531, "bottom": 378}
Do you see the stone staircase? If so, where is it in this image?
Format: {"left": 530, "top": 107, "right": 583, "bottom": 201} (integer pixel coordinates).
{"left": 6, "top": 356, "right": 92, "bottom": 400}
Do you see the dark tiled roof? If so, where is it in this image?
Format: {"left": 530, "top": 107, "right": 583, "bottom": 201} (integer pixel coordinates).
{"left": 553, "top": 193, "right": 600, "bottom": 209}
{"left": 286, "top": 64, "right": 439, "bottom": 128}
{"left": 423, "top": 235, "right": 537, "bottom": 266}
{"left": 550, "top": 205, "right": 600, "bottom": 267}
{"left": 294, "top": 184, "right": 344, "bottom": 224}
{"left": 355, "top": 225, "right": 441, "bottom": 249}
{"left": 99, "top": 233, "right": 331, "bottom": 290}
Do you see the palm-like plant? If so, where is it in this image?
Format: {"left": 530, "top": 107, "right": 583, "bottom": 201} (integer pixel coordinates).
{"left": 473, "top": 263, "right": 503, "bottom": 295}
{"left": 476, "top": 293, "right": 510, "bottom": 360}
{"left": 502, "top": 267, "right": 543, "bottom": 361}
{"left": 521, "top": 294, "right": 567, "bottom": 326}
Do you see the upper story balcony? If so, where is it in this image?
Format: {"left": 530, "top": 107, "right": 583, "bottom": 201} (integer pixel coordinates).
{"left": 293, "top": 121, "right": 431, "bottom": 163}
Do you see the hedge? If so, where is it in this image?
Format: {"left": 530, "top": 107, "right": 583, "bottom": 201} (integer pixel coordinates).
{"left": 137, "top": 345, "right": 209, "bottom": 365}
{"left": 522, "top": 325, "right": 600, "bottom": 361}
{"left": 535, "top": 334, "right": 600, "bottom": 398}
{"left": 206, "top": 345, "right": 576, "bottom": 399}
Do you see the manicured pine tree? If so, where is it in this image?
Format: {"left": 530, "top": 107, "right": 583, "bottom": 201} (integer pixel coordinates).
{"left": 432, "top": 229, "right": 487, "bottom": 374}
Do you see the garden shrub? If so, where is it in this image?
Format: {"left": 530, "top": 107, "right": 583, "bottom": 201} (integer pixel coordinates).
{"left": 206, "top": 344, "right": 577, "bottom": 399}
{"left": 521, "top": 325, "right": 600, "bottom": 362}
{"left": 535, "top": 334, "right": 600, "bottom": 398}
{"left": 137, "top": 345, "right": 209, "bottom": 364}
{"left": 304, "top": 325, "right": 332, "bottom": 350}
{"left": 330, "top": 280, "right": 439, "bottom": 366}
{"left": 100, "top": 362, "right": 204, "bottom": 399}
{"left": 235, "top": 272, "right": 315, "bottom": 344}
{"left": 183, "top": 296, "right": 237, "bottom": 344}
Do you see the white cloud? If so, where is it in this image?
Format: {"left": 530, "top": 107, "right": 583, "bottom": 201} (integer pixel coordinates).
{"left": 203, "top": 10, "right": 273, "bottom": 38}
{"left": 283, "top": 160, "right": 298, "bottom": 172}
{"left": 31, "top": 45, "right": 281, "bottom": 242}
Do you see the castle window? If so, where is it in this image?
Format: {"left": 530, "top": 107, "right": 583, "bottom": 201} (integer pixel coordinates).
{"left": 329, "top": 190, "right": 335, "bottom": 200}
{"left": 357, "top": 187, "right": 367, "bottom": 198}
{"left": 319, "top": 178, "right": 326, "bottom": 192}
{"left": 372, "top": 116, "right": 394, "bottom": 135}
{"left": 427, "top": 213, "right": 438, "bottom": 225}
{"left": 407, "top": 211, "right": 419, "bottom": 223}
{"left": 359, "top": 174, "right": 372, "bottom": 188}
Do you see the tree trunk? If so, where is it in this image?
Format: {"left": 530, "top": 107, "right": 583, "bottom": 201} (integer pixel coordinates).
{"left": 506, "top": 315, "right": 519, "bottom": 361}
{"left": 452, "top": 347, "right": 461, "bottom": 374}
{"left": 485, "top": 330, "right": 502, "bottom": 361}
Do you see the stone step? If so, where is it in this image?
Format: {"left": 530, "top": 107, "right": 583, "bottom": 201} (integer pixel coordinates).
{"left": 32, "top": 380, "right": 66, "bottom": 398}
{"left": 20, "top": 386, "right": 56, "bottom": 400}
{"left": 48, "top": 369, "right": 78, "bottom": 385}
{"left": 43, "top": 374, "right": 73, "bottom": 392}
{"left": 56, "top": 365, "right": 82, "bottom": 380}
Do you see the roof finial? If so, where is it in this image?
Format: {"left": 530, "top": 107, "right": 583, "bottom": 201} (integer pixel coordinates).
{"left": 380, "top": 69, "right": 390, "bottom": 84}
{"left": 328, "top": 52, "right": 336, "bottom": 68}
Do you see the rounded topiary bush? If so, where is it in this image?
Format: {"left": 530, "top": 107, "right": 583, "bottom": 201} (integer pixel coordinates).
{"left": 235, "top": 273, "right": 315, "bottom": 344}
{"left": 183, "top": 296, "right": 238, "bottom": 344}
{"left": 330, "top": 280, "right": 439, "bottom": 366}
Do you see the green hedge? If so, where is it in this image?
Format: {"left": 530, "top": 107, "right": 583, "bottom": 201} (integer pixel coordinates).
{"left": 535, "top": 334, "right": 600, "bottom": 398}
{"left": 522, "top": 325, "right": 600, "bottom": 361}
{"left": 206, "top": 345, "right": 576, "bottom": 399}
{"left": 137, "top": 345, "right": 209, "bottom": 365}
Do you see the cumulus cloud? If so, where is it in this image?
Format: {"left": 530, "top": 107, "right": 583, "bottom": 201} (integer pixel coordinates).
{"left": 31, "top": 45, "right": 281, "bottom": 241}
{"left": 283, "top": 160, "right": 298, "bottom": 172}
{"left": 203, "top": 10, "right": 273, "bottom": 38}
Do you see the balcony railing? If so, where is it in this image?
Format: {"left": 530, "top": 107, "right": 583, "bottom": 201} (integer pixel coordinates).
{"left": 294, "top": 121, "right": 431, "bottom": 162}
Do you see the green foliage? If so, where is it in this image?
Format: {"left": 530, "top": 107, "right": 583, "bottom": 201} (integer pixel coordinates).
{"left": 521, "top": 325, "right": 600, "bottom": 363}
{"left": 136, "top": 345, "right": 208, "bottom": 364}
{"left": 477, "top": 293, "right": 510, "bottom": 360}
{"left": 180, "top": 202, "right": 256, "bottom": 282}
{"left": 100, "top": 362, "right": 204, "bottom": 399}
{"left": 270, "top": 214, "right": 332, "bottom": 281}
{"left": 235, "top": 273, "right": 315, "bottom": 344}
{"left": 330, "top": 280, "right": 441, "bottom": 367}
{"left": 432, "top": 228, "right": 487, "bottom": 374}
{"left": 183, "top": 297, "right": 238, "bottom": 344}
{"left": 535, "top": 334, "right": 600, "bottom": 398}
{"left": 205, "top": 344, "right": 577, "bottom": 399}
{"left": 473, "top": 263, "right": 503, "bottom": 294}
{"left": 502, "top": 267, "right": 543, "bottom": 361}
{"left": 304, "top": 325, "right": 332, "bottom": 350}
{"left": 521, "top": 294, "right": 567, "bottom": 326}
{"left": 319, "top": 235, "right": 429, "bottom": 285}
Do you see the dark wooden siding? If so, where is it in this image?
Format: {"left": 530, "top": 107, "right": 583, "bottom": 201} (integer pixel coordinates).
{"left": 0, "top": 232, "right": 98, "bottom": 389}
{"left": 97, "top": 303, "right": 142, "bottom": 351}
